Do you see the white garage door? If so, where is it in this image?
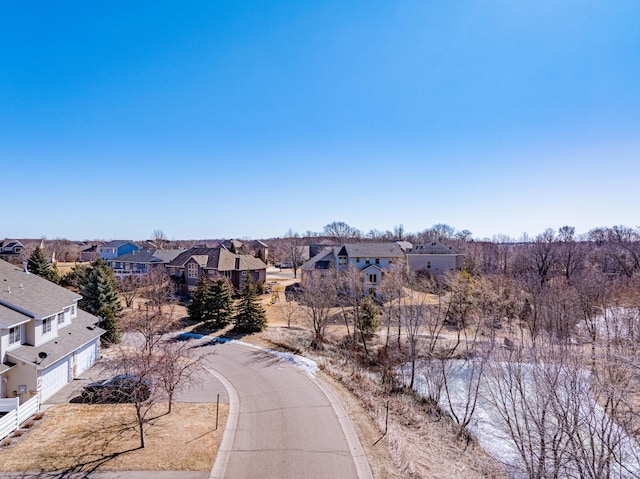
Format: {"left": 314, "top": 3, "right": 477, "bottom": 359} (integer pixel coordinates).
{"left": 40, "top": 358, "right": 70, "bottom": 401}
{"left": 75, "top": 341, "right": 98, "bottom": 376}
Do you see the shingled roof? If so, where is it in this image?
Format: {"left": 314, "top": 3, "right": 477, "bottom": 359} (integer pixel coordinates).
{"left": 0, "top": 260, "right": 81, "bottom": 321}
{"left": 405, "top": 242, "right": 464, "bottom": 255}
{"left": 167, "top": 246, "right": 267, "bottom": 271}
{"left": 111, "top": 248, "right": 186, "bottom": 264}
{"left": 337, "top": 242, "right": 406, "bottom": 258}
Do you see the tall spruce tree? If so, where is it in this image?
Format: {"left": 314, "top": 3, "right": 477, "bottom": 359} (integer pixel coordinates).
{"left": 210, "top": 277, "right": 234, "bottom": 327}
{"left": 78, "top": 259, "right": 123, "bottom": 342}
{"left": 188, "top": 273, "right": 214, "bottom": 322}
{"left": 27, "top": 246, "right": 59, "bottom": 283}
{"left": 233, "top": 273, "right": 267, "bottom": 333}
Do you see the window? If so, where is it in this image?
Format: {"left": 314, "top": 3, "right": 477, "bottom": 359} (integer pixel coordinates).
{"left": 242, "top": 271, "right": 247, "bottom": 276}
{"left": 356, "top": 257, "right": 360, "bottom": 263}
{"left": 57, "top": 312, "right": 65, "bottom": 324}
{"left": 8, "top": 326, "right": 20, "bottom": 345}
{"left": 71, "top": 304, "right": 76, "bottom": 317}
{"left": 365, "top": 259, "right": 370, "bottom": 265}
{"left": 224, "top": 271, "right": 232, "bottom": 279}
{"left": 170, "top": 268, "right": 176, "bottom": 275}
{"left": 427, "top": 261, "right": 431, "bottom": 269}
{"left": 375, "top": 258, "right": 380, "bottom": 265}
{"left": 42, "top": 317, "right": 53, "bottom": 334}
{"left": 368, "top": 274, "right": 378, "bottom": 283}
{"left": 187, "top": 263, "right": 199, "bottom": 279}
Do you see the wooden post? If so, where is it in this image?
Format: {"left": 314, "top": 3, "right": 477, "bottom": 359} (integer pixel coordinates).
{"left": 216, "top": 393, "right": 219, "bottom": 430}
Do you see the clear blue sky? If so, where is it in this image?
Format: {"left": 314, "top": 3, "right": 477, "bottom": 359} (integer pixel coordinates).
{"left": 2, "top": 1, "right": 638, "bottom": 241}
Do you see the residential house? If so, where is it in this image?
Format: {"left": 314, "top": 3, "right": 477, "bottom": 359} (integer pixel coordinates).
{"left": 405, "top": 242, "right": 464, "bottom": 274}
{"left": 98, "top": 240, "right": 140, "bottom": 261}
{"left": 0, "top": 260, "right": 104, "bottom": 403}
{"left": 301, "top": 242, "right": 407, "bottom": 294}
{"left": 302, "top": 241, "right": 466, "bottom": 294}
{"left": 79, "top": 245, "right": 99, "bottom": 262}
{"left": 0, "top": 240, "right": 24, "bottom": 264}
{"left": 167, "top": 246, "right": 267, "bottom": 295}
{"left": 109, "top": 248, "right": 186, "bottom": 278}
{"left": 221, "top": 239, "right": 270, "bottom": 264}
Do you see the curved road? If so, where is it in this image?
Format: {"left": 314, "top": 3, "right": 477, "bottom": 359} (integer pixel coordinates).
{"left": 197, "top": 340, "right": 371, "bottom": 479}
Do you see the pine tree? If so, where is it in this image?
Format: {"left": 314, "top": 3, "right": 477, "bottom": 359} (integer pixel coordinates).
{"left": 188, "top": 273, "right": 214, "bottom": 323}
{"left": 27, "top": 247, "right": 59, "bottom": 283}
{"left": 359, "top": 293, "right": 380, "bottom": 335}
{"left": 233, "top": 273, "right": 267, "bottom": 333}
{"left": 99, "top": 304, "right": 121, "bottom": 344}
{"left": 210, "top": 277, "right": 234, "bottom": 327}
{"left": 78, "top": 259, "right": 122, "bottom": 342}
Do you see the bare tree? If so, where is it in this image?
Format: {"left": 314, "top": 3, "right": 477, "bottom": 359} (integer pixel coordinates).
{"left": 104, "top": 345, "right": 158, "bottom": 449}
{"left": 142, "top": 267, "right": 174, "bottom": 314}
{"left": 276, "top": 294, "right": 301, "bottom": 328}
{"left": 298, "top": 274, "right": 337, "bottom": 347}
{"left": 322, "top": 221, "right": 361, "bottom": 241}
{"left": 118, "top": 275, "right": 143, "bottom": 308}
{"left": 282, "top": 229, "right": 306, "bottom": 278}
{"left": 155, "top": 338, "right": 203, "bottom": 413}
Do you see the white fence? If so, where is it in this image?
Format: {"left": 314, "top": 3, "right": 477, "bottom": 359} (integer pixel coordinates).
{"left": 0, "top": 396, "right": 40, "bottom": 441}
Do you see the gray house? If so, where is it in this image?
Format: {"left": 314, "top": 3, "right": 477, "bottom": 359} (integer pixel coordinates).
{"left": 0, "top": 260, "right": 104, "bottom": 402}
{"left": 109, "top": 248, "right": 186, "bottom": 278}
{"left": 301, "top": 242, "right": 407, "bottom": 294}
{"left": 0, "top": 240, "right": 24, "bottom": 264}
{"left": 405, "top": 242, "right": 464, "bottom": 274}
{"left": 301, "top": 241, "right": 465, "bottom": 294}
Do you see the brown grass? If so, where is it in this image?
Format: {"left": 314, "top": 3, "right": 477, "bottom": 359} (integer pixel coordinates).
{"left": 0, "top": 402, "right": 227, "bottom": 473}
{"left": 263, "top": 326, "right": 506, "bottom": 479}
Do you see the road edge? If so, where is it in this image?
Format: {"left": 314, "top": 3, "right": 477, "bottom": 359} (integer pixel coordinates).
{"left": 306, "top": 371, "right": 374, "bottom": 479}
{"left": 205, "top": 365, "right": 240, "bottom": 479}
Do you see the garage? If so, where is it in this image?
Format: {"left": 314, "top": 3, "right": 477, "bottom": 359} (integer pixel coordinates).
{"left": 40, "top": 357, "right": 70, "bottom": 401}
{"left": 74, "top": 340, "right": 98, "bottom": 376}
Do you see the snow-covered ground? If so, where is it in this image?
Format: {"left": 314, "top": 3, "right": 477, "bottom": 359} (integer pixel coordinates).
{"left": 178, "top": 332, "right": 319, "bottom": 376}
{"left": 399, "top": 359, "right": 640, "bottom": 478}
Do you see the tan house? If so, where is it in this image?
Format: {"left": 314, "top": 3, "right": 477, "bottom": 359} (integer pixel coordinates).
{"left": 0, "top": 260, "right": 104, "bottom": 403}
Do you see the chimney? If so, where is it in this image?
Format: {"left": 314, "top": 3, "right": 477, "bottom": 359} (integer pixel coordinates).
{"left": 23, "top": 261, "right": 29, "bottom": 273}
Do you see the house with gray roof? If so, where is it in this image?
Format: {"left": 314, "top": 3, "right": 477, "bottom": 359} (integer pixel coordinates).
{"left": 301, "top": 241, "right": 465, "bottom": 294}
{"left": 167, "top": 245, "right": 267, "bottom": 295}
{"left": 405, "top": 242, "right": 464, "bottom": 274}
{"left": 0, "top": 260, "right": 104, "bottom": 403}
{"left": 0, "top": 240, "right": 24, "bottom": 264}
{"left": 109, "top": 248, "right": 187, "bottom": 278}
{"left": 301, "top": 242, "right": 407, "bottom": 294}
{"left": 98, "top": 240, "right": 140, "bottom": 260}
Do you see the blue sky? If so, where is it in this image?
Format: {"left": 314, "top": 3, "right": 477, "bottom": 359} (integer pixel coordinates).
{"left": 1, "top": 1, "right": 638, "bottom": 241}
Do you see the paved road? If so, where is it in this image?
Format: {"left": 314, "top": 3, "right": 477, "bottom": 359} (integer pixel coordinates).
{"left": 201, "top": 339, "right": 370, "bottom": 479}
{"left": 44, "top": 336, "right": 371, "bottom": 479}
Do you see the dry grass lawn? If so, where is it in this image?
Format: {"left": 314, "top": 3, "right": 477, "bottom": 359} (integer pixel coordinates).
{"left": 0, "top": 402, "right": 227, "bottom": 473}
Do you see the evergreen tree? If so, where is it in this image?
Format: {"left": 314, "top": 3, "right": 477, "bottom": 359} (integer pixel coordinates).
{"left": 98, "top": 304, "right": 121, "bottom": 344}
{"left": 359, "top": 293, "right": 380, "bottom": 335}
{"left": 233, "top": 273, "right": 267, "bottom": 333}
{"left": 210, "top": 276, "right": 234, "bottom": 327}
{"left": 78, "top": 259, "right": 123, "bottom": 319}
{"left": 188, "top": 273, "right": 214, "bottom": 322}
{"left": 27, "top": 246, "right": 59, "bottom": 283}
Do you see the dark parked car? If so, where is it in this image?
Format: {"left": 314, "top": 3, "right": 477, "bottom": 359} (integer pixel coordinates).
{"left": 81, "top": 374, "right": 152, "bottom": 403}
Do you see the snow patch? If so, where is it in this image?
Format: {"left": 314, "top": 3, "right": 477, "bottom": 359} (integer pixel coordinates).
{"left": 177, "top": 332, "right": 318, "bottom": 376}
